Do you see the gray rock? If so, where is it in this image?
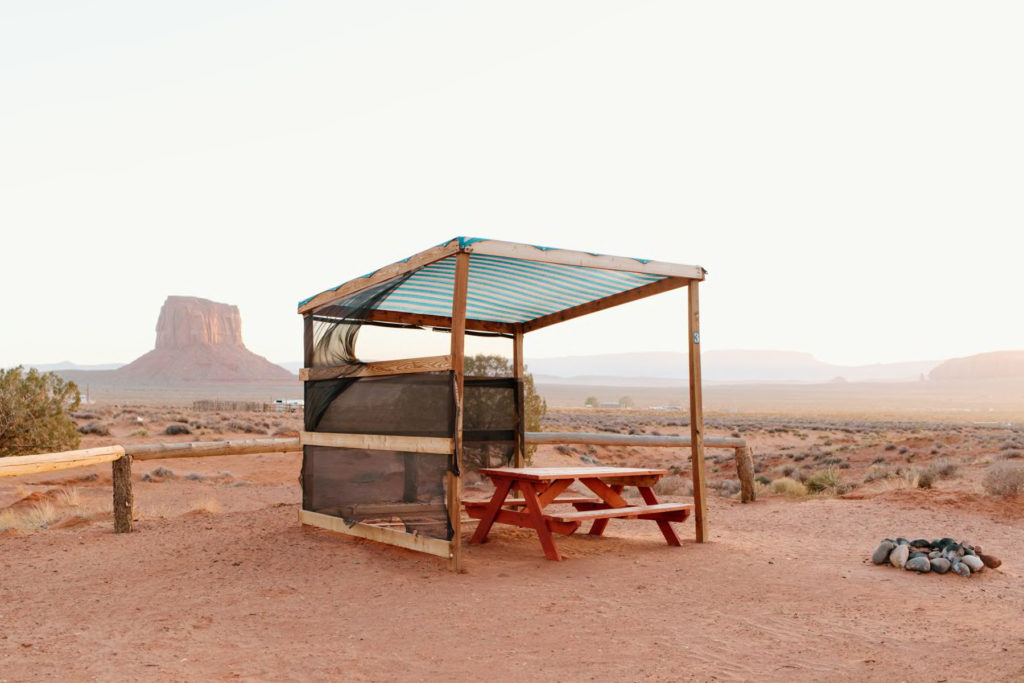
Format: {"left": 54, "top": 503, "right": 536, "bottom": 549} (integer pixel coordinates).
{"left": 952, "top": 561, "right": 972, "bottom": 578}
{"left": 961, "top": 555, "right": 984, "bottom": 572}
{"left": 930, "top": 558, "right": 951, "bottom": 574}
{"left": 872, "top": 541, "right": 895, "bottom": 565}
{"left": 928, "top": 550, "right": 940, "bottom": 559}
{"left": 905, "top": 556, "right": 931, "bottom": 573}
{"left": 890, "top": 544, "right": 910, "bottom": 569}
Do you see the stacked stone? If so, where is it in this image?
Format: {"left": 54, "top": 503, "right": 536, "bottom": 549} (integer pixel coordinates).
{"left": 871, "top": 537, "right": 1002, "bottom": 577}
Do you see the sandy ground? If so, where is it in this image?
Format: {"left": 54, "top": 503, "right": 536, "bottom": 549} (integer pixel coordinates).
{"left": 1, "top": 411, "right": 1023, "bottom": 682}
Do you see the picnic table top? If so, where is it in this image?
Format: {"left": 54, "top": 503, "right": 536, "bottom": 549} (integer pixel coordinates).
{"left": 477, "top": 466, "right": 668, "bottom": 482}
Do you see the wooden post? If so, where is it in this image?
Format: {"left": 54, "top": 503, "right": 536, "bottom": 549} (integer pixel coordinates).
{"left": 736, "top": 447, "right": 755, "bottom": 503}
{"left": 512, "top": 331, "right": 525, "bottom": 468}
{"left": 448, "top": 251, "right": 470, "bottom": 572}
{"left": 303, "top": 313, "right": 314, "bottom": 368}
{"left": 112, "top": 454, "right": 134, "bottom": 533}
{"left": 687, "top": 281, "right": 708, "bottom": 542}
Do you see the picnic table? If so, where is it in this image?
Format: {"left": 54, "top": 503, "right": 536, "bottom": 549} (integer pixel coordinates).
{"left": 464, "top": 466, "right": 693, "bottom": 561}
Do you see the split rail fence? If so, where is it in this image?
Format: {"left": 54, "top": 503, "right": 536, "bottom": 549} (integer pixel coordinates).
{"left": 0, "top": 433, "right": 754, "bottom": 534}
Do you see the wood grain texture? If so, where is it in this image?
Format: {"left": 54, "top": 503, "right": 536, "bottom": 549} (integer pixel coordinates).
{"left": 298, "top": 240, "right": 461, "bottom": 314}
{"left": 361, "top": 308, "right": 520, "bottom": 334}
{"left": 300, "top": 355, "right": 452, "bottom": 381}
{"left": 300, "top": 432, "right": 452, "bottom": 454}
{"left": 478, "top": 466, "right": 667, "bottom": 482}
{"left": 547, "top": 502, "right": 693, "bottom": 522}
{"left": 299, "top": 509, "right": 452, "bottom": 558}
{"left": 525, "top": 432, "right": 745, "bottom": 449}
{"left": 112, "top": 455, "right": 134, "bottom": 533}
{"left": 127, "top": 438, "right": 300, "bottom": 461}
{"left": 448, "top": 250, "right": 470, "bottom": 572}
{"left": 522, "top": 277, "right": 691, "bottom": 333}
{"left": 0, "top": 446, "right": 125, "bottom": 478}
{"left": 688, "top": 281, "right": 709, "bottom": 543}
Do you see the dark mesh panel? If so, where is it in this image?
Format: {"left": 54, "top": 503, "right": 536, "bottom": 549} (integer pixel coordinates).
{"left": 306, "top": 373, "right": 453, "bottom": 435}
{"left": 302, "top": 445, "right": 452, "bottom": 540}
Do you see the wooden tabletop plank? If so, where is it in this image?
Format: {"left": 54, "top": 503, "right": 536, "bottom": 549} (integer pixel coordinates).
{"left": 478, "top": 466, "right": 667, "bottom": 482}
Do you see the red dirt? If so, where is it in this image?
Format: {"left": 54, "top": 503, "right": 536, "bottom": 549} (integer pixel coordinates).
{"left": 1, "top": 412, "right": 1023, "bottom": 681}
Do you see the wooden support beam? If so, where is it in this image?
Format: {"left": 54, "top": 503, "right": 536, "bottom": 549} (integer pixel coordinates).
{"left": 361, "top": 308, "right": 519, "bottom": 335}
{"left": 300, "top": 355, "right": 452, "bottom": 381}
{"left": 524, "top": 432, "right": 746, "bottom": 449}
{"left": 126, "top": 437, "right": 301, "bottom": 461}
{"left": 522, "top": 277, "right": 690, "bottom": 333}
{"left": 299, "top": 509, "right": 452, "bottom": 558}
{"left": 300, "top": 432, "right": 452, "bottom": 455}
{"left": 112, "top": 455, "right": 133, "bottom": 533}
{"left": 688, "top": 281, "right": 709, "bottom": 542}
{"left": 303, "top": 313, "right": 314, "bottom": 368}
{"left": 298, "top": 240, "right": 462, "bottom": 314}
{"left": 513, "top": 332, "right": 525, "bottom": 468}
{"left": 0, "top": 446, "right": 125, "bottom": 478}
{"left": 467, "top": 239, "right": 707, "bottom": 279}
{"left": 448, "top": 250, "right": 469, "bottom": 572}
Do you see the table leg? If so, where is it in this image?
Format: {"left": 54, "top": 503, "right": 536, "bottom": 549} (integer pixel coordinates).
{"left": 638, "top": 486, "right": 681, "bottom": 546}
{"left": 587, "top": 484, "right": 623, "bottom": 537}
{"left": 469, "top": 477, "right": 513, "bottom": 545}
{"left": 518, "top": 480, "right": 561, "bottom": 561}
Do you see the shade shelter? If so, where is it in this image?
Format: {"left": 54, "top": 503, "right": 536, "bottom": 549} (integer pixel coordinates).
{"left": 297, "top": 237, "right": 708, "bottom": 570}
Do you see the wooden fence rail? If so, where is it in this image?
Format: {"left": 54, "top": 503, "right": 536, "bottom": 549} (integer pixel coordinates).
{"left": 1, "top": 430, "right": 752, "bottom": 534}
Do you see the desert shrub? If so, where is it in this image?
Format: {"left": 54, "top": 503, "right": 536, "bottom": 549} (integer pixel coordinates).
{"left": 863, "top": 465, "right": 891, "bottom": 483}
{"left": 914, "top": 468, "right": 935, "bottom": 489}
{"left": 142, "top": 466, "right": 177, "bottom": 482}
{"left": 131, "top": 429, "right": 149, "bottom": 437}
{"left": 771, "top": 477, "right": 807, "bottom": 498}
{"left": 77, "top": 421, "right": 111, "bottom": 436}
{"left": 712, "top": 479, "right": 741, "bottom": 497}
{"left": 931, "top": 458, "right": 958, "bottom": 478}
{"left": 165, "top": 424, "right": 192, "bottom": 436}
{"left": 805, "top": 468, "right": 844, "bottom": 494}
{"left": 755, "top": 475, "right": 771, "bottom": 485}
{"left": 0, "top": 366, "right": 81, "bottom": 457}
{"left": 654, "top": 475, "right": 690, "bottom": 496}
{"left": 1003, "top": 450, "right": 1021, "bottom": 459}
{"left": 981, "top": 462, "right": 1024, "bottom": 496}
{"left": 884, "top": 444, "right": 896, "bottom": 451}
{"left": 780, "top": 465, "right": 796, "bottom": 477}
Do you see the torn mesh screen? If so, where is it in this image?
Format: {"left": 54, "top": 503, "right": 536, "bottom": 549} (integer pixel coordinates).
{"left": 302, "top": 268, "right": 517, "bottom": 543}
{"left": 302, "top": 445, "right": 452, "bottom": 540}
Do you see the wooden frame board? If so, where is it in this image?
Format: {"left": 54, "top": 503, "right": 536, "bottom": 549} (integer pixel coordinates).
{"left": 300, "top": 355, "right": 452, "bottom": 381}
{"left": 300, "top": 431, "right": 452, "bottom": 454}
{"left": 299, "top": 509, "right": 452, "bottom": 559}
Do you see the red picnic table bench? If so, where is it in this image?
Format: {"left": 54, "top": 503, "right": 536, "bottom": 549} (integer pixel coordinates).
{"left": 464, "top": 466, "right": 693, "bottom": 561}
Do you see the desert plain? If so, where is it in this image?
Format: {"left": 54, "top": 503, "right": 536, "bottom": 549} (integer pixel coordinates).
{"left": 1, "top": 397, "right": 1022, "bottom": 682}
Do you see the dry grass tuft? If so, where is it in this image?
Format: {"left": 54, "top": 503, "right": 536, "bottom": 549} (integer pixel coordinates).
{"left": 770, "top": 477, "right": 808, "bottom": 498}
{"left": 982, "top": 462, "right": 1024, "bottom": 496}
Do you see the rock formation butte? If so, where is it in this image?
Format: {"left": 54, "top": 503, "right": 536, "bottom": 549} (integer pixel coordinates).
{"left": 116, "top": 296, "right": 294, "bottom": 382}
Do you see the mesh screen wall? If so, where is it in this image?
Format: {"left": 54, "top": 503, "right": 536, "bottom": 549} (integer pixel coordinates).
{"left": 303, "top": 372, "right": 516, "bottom": 541}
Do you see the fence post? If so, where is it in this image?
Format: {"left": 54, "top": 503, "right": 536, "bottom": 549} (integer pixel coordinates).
{"left": 112, "top": 454, "right": 134, "bottom": 533}
{"left": 735, "top": 446, "right": 755, "bottom": 503}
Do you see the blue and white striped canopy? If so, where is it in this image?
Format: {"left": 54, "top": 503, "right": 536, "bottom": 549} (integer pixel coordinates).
{"left": 299, "top": 237, "right": 703, "bottom": 326}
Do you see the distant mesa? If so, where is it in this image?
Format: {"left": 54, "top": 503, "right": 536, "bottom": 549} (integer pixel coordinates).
{"left": 928, "top": 351, "right": 1024, "bottom": 382}
{"left": 115, "top": 296, "right": 294, "bottom": 382}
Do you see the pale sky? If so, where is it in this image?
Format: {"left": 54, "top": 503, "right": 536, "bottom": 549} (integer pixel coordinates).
{"left": 2, "top": 1, "right": 1021, "bottom": 369}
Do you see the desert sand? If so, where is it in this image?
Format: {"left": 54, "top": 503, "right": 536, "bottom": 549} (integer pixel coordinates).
{"left": 1, "top": 408, "right": 1022, "bottom": 682}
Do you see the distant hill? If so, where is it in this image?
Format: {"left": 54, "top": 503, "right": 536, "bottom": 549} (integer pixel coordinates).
{"left": 526, "top": 350, "right": 940, "bottom": 385}
{"left": 929, "top": 350, "right": 1024, "bottom": 381}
